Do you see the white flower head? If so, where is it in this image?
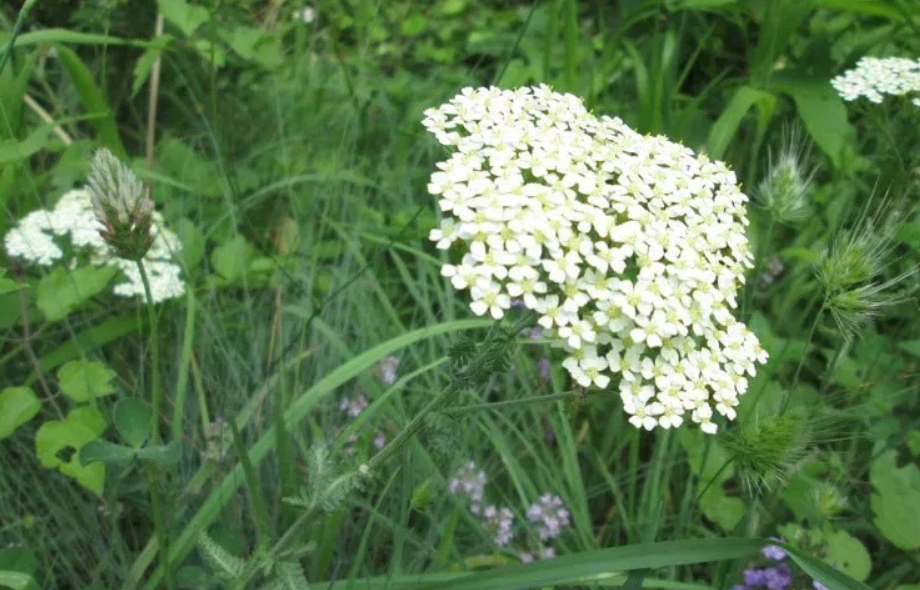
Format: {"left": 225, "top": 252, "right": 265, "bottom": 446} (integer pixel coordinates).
{"left": 424, "top": 85, "right": 767, "bottom": 433}
{"left": 5, "top": 188, "right": 185, "bottom": 305}
{"left": 831, "top": 56, "right": 920, "bottom": 106}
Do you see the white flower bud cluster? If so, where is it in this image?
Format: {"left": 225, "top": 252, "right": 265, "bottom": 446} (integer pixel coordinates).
{"left": 831, "top": 56, "right": 920, "bottom": 107}
{"left": 423, "top": 85, "right": 768, "bottom": 433}
{"left": 4, "top": 189, "right": 185, "bottom": 303}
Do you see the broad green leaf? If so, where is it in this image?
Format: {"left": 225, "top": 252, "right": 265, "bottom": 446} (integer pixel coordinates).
{"left": 813, "top": 0, "right": 908, "bottom": 20}
{"left": 158, "top": 0, "right": 211, "bottom": 37}
{"left": 0, "top": 29, "right": 149, "bottom": 55}
{"left": 707, "top": 85, "right": 776, "bottom": 159}
{"left": 0, "top": 549, "right": 34, "bottom": 577}
{"left": 135, "top": 441, "right": 183, "bottom": 466}
{"left": 35, "top": 407, "right": 106, "bottom": 495}
{"left": 131, "top": 35, "right": 174, "bottom": 97}
{"left": 79, "top": 440, "right": 137, "bottom": 466}
{"left": 824, "top": 529, "right": 871, "bottom": 581}
{"left": 219, "top": 26, "right": 283, "bottom": 69}
{"left": 114, "top": 398, "right": 152, "bottom": 447}
{"left": 0, "top": 571, "right": 33, "bottom": 590}
{"left": 0, "top": 387, "right": 41, "bottom": 439}
{"left": 700, "top": 490, "right": 745, "bottom": 531}
{"left": 54, "top": 45, "right": 126, "bottom": 158}
{"left": 870, "top": 450, "right": 920, "bottom": 549}
{"left": 779, "top": 76, "right": 853, "bottom": 168}
{"left": 0, "top": 273, "right": 24, "bottom": 295}
{"left": 175, "top": 218, "right": 205, "bottom": 273}
{"left": 57, "top": 360, "right": 116, "bottom": 403}
{"left": 667, "top": 0, "right": 737, "bottom": 11}
{"left": 211, "top": 235, "right": 255, "bottom": 282}
{"left": 36, "top": 265, "right": 117, "bottom": 321}
{"left": 899, "top": 339, "right": 920, "bottom": 358}
{"left": 36, "top": 316, "right": 138, "bottom": 379}
{"left": 0, "top": 125, "right": 55, "bottom": 165}
{"left": 908, "top": 430, "right": 920, "bottom": 457}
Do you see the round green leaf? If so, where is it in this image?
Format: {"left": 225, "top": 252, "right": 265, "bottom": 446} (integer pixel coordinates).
{"left": 57, "top": 360, "right": 116, "bottom": 403}
{"left": 114, "top": 398, "right": 151, "bottom": 447}
{"left": 36, "top": 266, "right": 116, "bottom": 321}
{"left": 0, "top": 387, "right": 41, "bottom": 440}
{"left": 35, "top": 407, "right": 107, "bottom": 495}
{"left": 825, "top": 529, "right": 871, "bottom": 582}
{"left": 870, "top": 450, "right": 920, "bottom": 550}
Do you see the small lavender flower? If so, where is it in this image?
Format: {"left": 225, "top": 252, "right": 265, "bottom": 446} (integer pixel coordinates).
{"left": 373, "top": 431, "right": 386, "bottom": 449}
{"left": 744, "top": 568, "right": 767, "bottom": 587}
{"left": 763, "top": 565, "right": 793, "bottom": 590}
{"left": 521, "top": 326, "right": 544, "bottom": 340}
{"left": 376, "top": 356, "right": 400, "bottom": 385}
{"left": 538, "top": 357, "right": 551, "bottom": 382}
{"left": 448, "top": 461, "right": 487, "bottom": 509}
{"left": 813, "top": 581, "right": 828, "bottom": 590}
{"left": 526, "top": 493, "right": 570, "bottom": 541}
{"left": 482, "top": 505, "right": 514, "bottom": 547}
{"left": 539, "top": 546, "right": 555, "bottom": 559}
{"left": 761, "top": 538, "right": 787, "bottom": 561}
{"left": 519, "top": 551, "right": 534, "bottom": 564}
{"left": 339, "top": 394, "right": 368, "bottom": 418}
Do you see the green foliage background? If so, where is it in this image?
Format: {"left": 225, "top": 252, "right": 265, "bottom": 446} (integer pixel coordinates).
{"left": 1, "top": 0, "right": 920, "bottom": 589}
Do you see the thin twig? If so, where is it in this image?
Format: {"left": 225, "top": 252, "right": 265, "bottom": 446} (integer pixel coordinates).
{"left": 144, "top": 12, "right": 165, "bottom": 195}
{"left": 22, "top": 93, "right": 73, "bottom": 145}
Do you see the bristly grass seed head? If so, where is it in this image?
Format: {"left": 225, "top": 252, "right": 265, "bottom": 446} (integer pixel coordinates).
{"left": 815, "top": 194, "right": 917, "bottom": 339}
{"left": 756, "top": 126, "right": 815, "bottom": 225}
{"left": 722, "top": 410, "right": 810, "bottom": 497}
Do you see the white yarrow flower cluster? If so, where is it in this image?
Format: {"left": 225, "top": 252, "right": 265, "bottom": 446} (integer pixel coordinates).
{"left": 831, "top": 56, "right": 920, "bottom": 107}
{"left": 4, "top": 189, "right": 185, "bottom": 303}
{"left": 423, "top": 85, "right": 768, "bottom": 433}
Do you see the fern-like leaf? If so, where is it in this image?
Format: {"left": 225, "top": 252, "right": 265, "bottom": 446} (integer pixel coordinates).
{"left": 197, "top": 531, "right": 246, "bottom": 580}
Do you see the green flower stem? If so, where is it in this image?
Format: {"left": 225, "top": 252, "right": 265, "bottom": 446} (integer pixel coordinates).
{"left": 440, "top": 390, "right": 582, "bottom": 414}
{"left": 135, "top": 260, "right": 163, "bottom": 445}
{"left": 136, "top": 259, "right": 176, "bottom": 590}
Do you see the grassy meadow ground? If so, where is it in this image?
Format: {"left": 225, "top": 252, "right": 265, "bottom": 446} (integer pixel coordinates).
{"left": 1, "top": 1, "right": 920, "bottom": 589}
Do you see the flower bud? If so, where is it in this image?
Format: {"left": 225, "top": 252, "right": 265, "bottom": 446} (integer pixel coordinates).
{"left": 86, "top": 148, "right": 154, "bottom": 261}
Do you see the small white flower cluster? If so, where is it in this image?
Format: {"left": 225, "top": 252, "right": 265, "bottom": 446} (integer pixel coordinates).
{"left": 423, "top": 85, "right": 768, "bottom": 433}
{"left": 4, "top": 189, "right": 185, "bottom": 303}
{"left": 831, "top": 56, "right": 920, "bottom": 107}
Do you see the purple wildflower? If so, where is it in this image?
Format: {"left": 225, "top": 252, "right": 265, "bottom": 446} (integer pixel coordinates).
{"left": 526, "top": 493, "right": 570, "bottom": 541}
{"left": 373, "top": 431, "right": 386, "bottom": 449}
{"left": 538, "top": 357, "right": 551, "bottom": 382}
{"left": 377, "top": 356, "right": 400, "bottom": 385}
{"left": 744, "top": 568, "right": 766, "bottom": 587}
{"left": 448, "top": 461, "right": 487, "bottom": 509}
{"left": 761, "top": 538, "right": 787, "bottom": 561}
{"left": 813, "top": 582, "right": 828, "bottom": 590}
{"left": 763, "top": 564, "right": 793, "bottom": 590}
{"left": 482, "top": 505, "right": 514, "bottom": 546}
{"left": 339, "top": 394, "right": 368, "bottom": 418}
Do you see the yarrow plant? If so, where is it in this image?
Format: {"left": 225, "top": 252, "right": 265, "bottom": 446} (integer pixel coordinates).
{"left": 831, "top": 56, "right": 920, "bottom": 107}
{"left": 423, "top": 85, "right": 768, "bottom": 433}
{"left": 4, "top": 152, "right": 184, "bottom": 303}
